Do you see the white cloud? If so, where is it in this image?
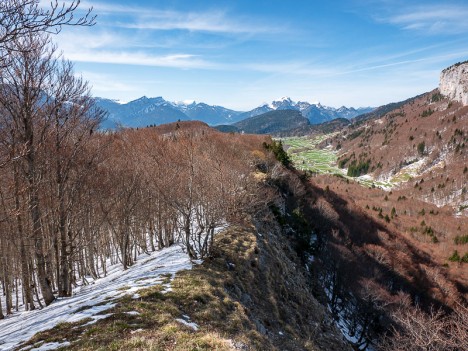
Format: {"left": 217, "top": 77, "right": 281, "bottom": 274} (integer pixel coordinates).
{"left": 118, "top": 10, "right": 282, "bottom": 35}
{"left": 53, "top": 28, "right": 220, "bottom": 69}
{"left": 77, "top": 1, "right": 287, "bottom": 36}
{"left": 379, "top": 5, "right": 468, "bottom": 34}
{"left": 67, "top": 50, "right": 217, "bottom": 69}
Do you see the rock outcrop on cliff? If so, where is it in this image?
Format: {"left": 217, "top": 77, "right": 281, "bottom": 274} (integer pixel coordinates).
{"left": 439, "top": 60, "right": 468, "bottom": 105}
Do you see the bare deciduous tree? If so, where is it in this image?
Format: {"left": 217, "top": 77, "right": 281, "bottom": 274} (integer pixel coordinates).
{"left": 0, "top": 0, "right": 94, "bottom": 51}
{"left": 379, "top": 303, "right": 468, "bottom": 351}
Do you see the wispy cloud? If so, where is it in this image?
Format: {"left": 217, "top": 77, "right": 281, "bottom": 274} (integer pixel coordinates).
{"left": 118, "top": 10, "right": 282, "bottom": 35}
{"left": 54, "top": 28, "right": 221, "bottom": 69}
{"left": 66, "top": 50, "right": 217, "bottom": 69}
{"left": 378, "top": 4, "right": 468, "bottom": 34}
{"left": 79, "top": 1, "right": 287, "bottom": 36}
{"left": 244, "top": 61, "right": 341, "bottom": 77}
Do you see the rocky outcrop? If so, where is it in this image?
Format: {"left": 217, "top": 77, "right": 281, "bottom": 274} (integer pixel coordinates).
{"left": 439, "top": 61, "right": 468, "bottom": 106}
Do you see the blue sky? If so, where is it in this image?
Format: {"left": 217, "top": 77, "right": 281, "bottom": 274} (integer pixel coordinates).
{"left": 56, "top": 0, "right": 468, "bottom": 110}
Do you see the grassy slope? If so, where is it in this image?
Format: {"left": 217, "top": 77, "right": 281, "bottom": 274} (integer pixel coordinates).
{"left": 282, "top": 135, "right": 392, "bottom": 188}
{"left": 18, "top": 223, "right": 350, "bottom": 351}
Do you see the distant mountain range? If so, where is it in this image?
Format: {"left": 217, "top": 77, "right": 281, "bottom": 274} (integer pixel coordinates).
{"left": 94, "top": 96, "right": 374, "bottom": 129}
{"left": 230, "top": 110, "right": 310, "bottom": 135}
{"left": 239, "top": 97, "right": 374, "bottom": 124}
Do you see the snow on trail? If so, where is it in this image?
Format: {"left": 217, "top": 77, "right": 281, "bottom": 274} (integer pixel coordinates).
{"left": 0, "top": 245, "right": 192, "bottom": 351}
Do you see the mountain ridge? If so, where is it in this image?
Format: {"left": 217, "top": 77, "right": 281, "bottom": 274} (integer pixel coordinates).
{"left": 233, "top": 109, "right": 310, "bottom": 134}
{"left": 94, "top": 96, "right": 374, "bottom": 129}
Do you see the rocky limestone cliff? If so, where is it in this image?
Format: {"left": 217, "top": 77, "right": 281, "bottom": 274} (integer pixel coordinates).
{"left": 439, "top": 61, "right": 468, "bottom": 105}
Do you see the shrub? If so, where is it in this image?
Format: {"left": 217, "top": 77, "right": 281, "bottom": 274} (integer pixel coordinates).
{"left": 263, "top": 140, "right": 291, "bottom": 167}
{"left": 347, "top": 159, "right": 371, "bottom": 177}
{"left": 431, "top": 92, "right": 443, "bottom": 102}
{"left": 454, "top": 235, "right": 468, "bottom": 245}
{"left": 421, "top": 108, "right": 434, "bottom": 117}
{"left": 348, "top": 129, "right": 363, "bottom": 140}
{"left": 448, "top": 250, "right": 461, "bottom": 262}
{"left": 417, "top": 141, "right": 425, "bottom": 156}
{"left": 338, "top": 157, "right": 350, "bottom": 168}
{"left": 269, "top": 203, "right": 286, "bottom": 226}
{"left": 423, "top": 226, "right": 434, "bottom": 235}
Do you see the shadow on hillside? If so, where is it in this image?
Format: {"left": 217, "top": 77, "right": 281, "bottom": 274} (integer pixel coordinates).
{"left": 298, "top": 176, "right": 458, "bottom": 312}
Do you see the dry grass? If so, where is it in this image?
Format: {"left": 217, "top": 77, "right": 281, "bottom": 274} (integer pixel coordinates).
{"left": 16, "top": 223, "right": 350, "bottom": 351}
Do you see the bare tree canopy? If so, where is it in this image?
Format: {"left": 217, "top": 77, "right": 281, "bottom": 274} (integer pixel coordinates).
{"left": 0, "top": 0, "right": 95, "bottom": 49}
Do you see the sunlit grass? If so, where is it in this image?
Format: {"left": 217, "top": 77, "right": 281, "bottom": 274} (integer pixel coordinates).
{"left": 282, "top": 135, "right": 342, "bottom": 175}
{"left": 281, "top": 134, "right": 394, "bottom": 189}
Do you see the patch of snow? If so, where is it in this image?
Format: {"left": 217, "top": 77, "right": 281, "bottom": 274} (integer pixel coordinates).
{"left": 322, "top": 277, "right": 374, "bottom": 350}
{"left": 81, "top": 313, "right": 113, "bottom": 327}
{"left": 399, "top": 157, "right": 426, "bottom": 176}
{"left": 421, "top": 148, "right": 449, "bottom": 176}
{"left": 124, "top": 311, "right": 140, "bottom": 316}
{"left": 175, "top": 318, "right": 199, "bottom": 331}
{"left": 357, "top": 174, "right": 373, "bottom": 181}
{"left": 0, "top": 245, "right": 192, "bottom": 350}
{"left": 161, "top": 284, "right": 172, "bottom": 294}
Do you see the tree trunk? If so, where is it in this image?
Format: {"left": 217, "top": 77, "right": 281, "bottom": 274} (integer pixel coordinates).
{"left": 184, "top": 215, "right": 196, "bottom": 259}
{"left": 2, "top": 259, "right": 12, "bottom": 315}
{"left": 20, "top": 240, "right": 35, "bottom": 311}
{"left": 0, "top": 286, "right": 3, "bottom": 319}
{"left": 67, "top": 228, "right": 74, "bottom": 293}
{"left": 28, "top": 155, "right": 55, "bottom": 305}
{"left": 157, "top": 207, "right": 164, "bottom": 249}
{"left": 58, "top": 181, "right": 70, "bottom": 297}
{"left": 15, "top": 167, "right": 35, "bottom": 310}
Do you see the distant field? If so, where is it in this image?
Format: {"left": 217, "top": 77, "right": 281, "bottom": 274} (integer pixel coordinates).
{"left": 281, "top": 135, "right": 342, "bottom": 174}
{"left": 281, "top": 135, "right": 393, "bottom": 189}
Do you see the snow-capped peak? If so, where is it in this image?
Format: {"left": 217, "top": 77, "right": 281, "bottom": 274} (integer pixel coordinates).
{"left": 174, "top": 99, "right": 196, "bottom": 106}
{"left": 270, "top": 96, "right": 297, "bottom": 110}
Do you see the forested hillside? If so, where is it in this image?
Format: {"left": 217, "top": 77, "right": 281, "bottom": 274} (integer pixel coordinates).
{"left": 233, "top": 110, "right": 310, "bottom": 134}
{"left": 329, "top": 90, "right": 468, "bottom": 212}
{"left": 0, "top": 7, "right": 261, "bottom": 318}
{"left": 0, "top": 2, "right": 467, "bottom": 351}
